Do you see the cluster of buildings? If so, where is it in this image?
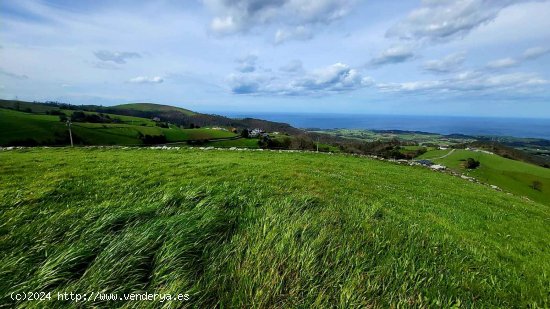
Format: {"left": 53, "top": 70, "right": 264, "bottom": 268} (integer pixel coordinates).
{"left": 248, "top": 128, "right": 269, "bottom": 138}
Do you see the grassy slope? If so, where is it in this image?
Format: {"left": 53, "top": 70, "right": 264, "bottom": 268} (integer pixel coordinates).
{"left": 113, "top": 103, "right": 196, "bottom": 116}
{"left": 0, "top": 148, "right": 548, "bottom": 308}
{"left": 0, "top": 99, "right": 56, "bottom": 113}
{"left": 418, "top": 149, "right": 452, "bottom": 159}
{"left": 421, "top": 149, "right": 550, "bottom": 205}
{"left": 0, "top": 109, "right": 67, "bottom": 144}
{"left": 163, "top": 128, "right": 236, "bottom": 142}
{"left": 0, "top": 109, "right": 236, "bottom": 146}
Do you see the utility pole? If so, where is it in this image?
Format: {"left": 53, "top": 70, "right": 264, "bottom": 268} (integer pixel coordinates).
{"left": 316, "top": 137, "right": 319, "bottom": 153}
{"left": 66, "top": 120, "right": 73, "bottom": 147}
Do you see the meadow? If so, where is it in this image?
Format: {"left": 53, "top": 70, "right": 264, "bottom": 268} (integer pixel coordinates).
{"left": 0, "top": 148, "right": 548, "bottom": 308}
{"left": 0, "top": 108, "right": 236, "bottom": 146}
{"left": 420, "top": 149, "right": 550, "bottom": 206}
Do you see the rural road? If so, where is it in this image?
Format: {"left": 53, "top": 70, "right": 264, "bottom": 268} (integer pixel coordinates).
{"left": 430, "top": 149, "right": 455, "bottom": 160}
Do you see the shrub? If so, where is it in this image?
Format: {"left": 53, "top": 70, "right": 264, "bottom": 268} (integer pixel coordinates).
{"left": 140, "top": 134, "right": 167, "bottom": 145}
{"left": 531, "top": 180, "right": 543, "bottom": 192}
{"left": 464, "top": 158, "right": 480, "bottom": 169}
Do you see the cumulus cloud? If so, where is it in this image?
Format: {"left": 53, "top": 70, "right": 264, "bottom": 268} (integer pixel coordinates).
{"left": 94, "top": 50, "right": 141, "bottom": 64}
{"left": 204, "top": 0, "right": 355, "bottom": 42}
{"left": 236, "top": 55, "right": 258, "bottom": 73}
{"left": 378, "top": 70, "right": 549, "bottom": 94}
{"left": 387, "top": 0, "right": 532, "bottom": 42}
{"left": 128, "top": 76, "right": 164, "bottom": 84}
{"left": 370, "top": 46, "right": 415, "bottom": 66}
{"left": 423, "top": 52, "right": 466, "bottom": 73}
{"left": 228, "top": 62, "right": 372, "bottom": 95}
{"left": 486, "top": 57, "right": 518, "bottom": 69}
{"left": 522, "top": 46, "right": 550, "bottom": 60}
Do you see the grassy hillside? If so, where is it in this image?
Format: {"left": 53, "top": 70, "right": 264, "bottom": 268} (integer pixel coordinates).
{"left": 1, "top": 148, "right": 548, "bottom": 307}
{"left": 0, "top": 109, "right": 69, "bottom": 145}
{"left": 420, "top": 149, "right": 550, "bottom": 205}
{"left": 0, "top": 99, "right": 58, "bottom": 113}
{"left": 0, "top": 108, "right": 236, "bottom": 146}
{"left": 113, "top": 103, "right": 196, "bottom": 116}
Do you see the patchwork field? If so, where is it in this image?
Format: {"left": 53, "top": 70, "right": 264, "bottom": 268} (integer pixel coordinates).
{"left": 1, "top": 148, "right": 548, "bottom": 307}
{"left": 0, "top": 109, "right": 236, "bottom": 146}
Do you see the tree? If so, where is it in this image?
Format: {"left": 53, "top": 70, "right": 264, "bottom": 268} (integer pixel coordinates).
{"left": 241, "top": 129, "right": 250, "bottom": 138}
{"left": 464, "top": 158, "right": 480, "bottom": 169}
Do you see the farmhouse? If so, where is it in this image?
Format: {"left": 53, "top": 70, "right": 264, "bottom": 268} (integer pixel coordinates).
{"left": 249, "top": 128, "right": 265, "bottom": 138}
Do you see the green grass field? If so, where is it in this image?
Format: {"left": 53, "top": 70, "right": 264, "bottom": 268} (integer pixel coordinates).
{"left": 418, "top": 149, "right": 452, "bottom": 159}
{"left": 163, "top": 128, "right": 236, "bottom": 141}
{"left": 420, "top": 149, "right": 550, "bottom": 205}
{"left": 0, "top": 108, "right": 236, "bottom": 146}
{"left": 1, "top": 148, "right": 548, "bottom": 307}
{"left": 0, "top": 109, "right": 68, "bottom": 144}
{"left": 0, "top": 99, "right": 57, "bottom": 113}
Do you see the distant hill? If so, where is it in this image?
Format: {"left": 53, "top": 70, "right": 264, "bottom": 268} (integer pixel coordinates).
{"left": 113, "top": 103, "right": 196, "bottom": 116}
{"left": 0, "top": 99, "right": 302, "bottom": 135}
{"left": 0, "top": 99, "right": 305, "bottom": 146}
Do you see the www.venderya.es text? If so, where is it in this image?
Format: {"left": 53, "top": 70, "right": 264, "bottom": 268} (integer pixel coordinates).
{"left": 10, "top": 291, "right": 190, "bottom": 303}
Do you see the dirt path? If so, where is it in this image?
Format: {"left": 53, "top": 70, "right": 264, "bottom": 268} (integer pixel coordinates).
{"left": 429, "top": 149, "right": 455, "bottom": 160}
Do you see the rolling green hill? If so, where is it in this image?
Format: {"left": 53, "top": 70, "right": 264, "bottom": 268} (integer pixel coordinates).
{"left": 0, "top": 99, "right": 303, "bottom": 138}
{"left": 0, "top": 108, "right": 236, "bottom": 146}
{"left": 113, "top": 103, "right": 196, "bottom": 116}
{"left": 1, "top": 148, "right": 549, "bottom": 307}
{"left": 419, "top": 149, "right": 550, "bottom": 205}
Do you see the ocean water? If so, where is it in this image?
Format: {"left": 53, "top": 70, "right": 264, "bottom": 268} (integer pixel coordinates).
{"left": 225, "top": 113, "right": 550, "bottom": 140}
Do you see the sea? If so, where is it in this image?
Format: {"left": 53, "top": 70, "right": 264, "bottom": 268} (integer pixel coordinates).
{"left": 223, "top": 113, "right": 550, "bottom": 140}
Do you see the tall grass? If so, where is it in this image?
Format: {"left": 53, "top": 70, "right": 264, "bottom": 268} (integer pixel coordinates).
{"left": 0, "top": 148, "right": 548, "bottom": 308}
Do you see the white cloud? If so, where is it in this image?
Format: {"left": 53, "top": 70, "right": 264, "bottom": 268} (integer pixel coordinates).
{"left": 274, "top": 26, "right": 313, "bottom": 44}
{"left": 236, "top": 54, "right": 258, "bottom": 73}
{"left": 378, "top": 71, "right": 549, "bottom": 95}
{"left": 229, "top": 62, "right": 372, "bottom": 95}
{"left": 204, "top": 0, "right": 355, "bottom": 41}
{"left": 484, "top": 46, "right": 549, "bottom": 70}
{"left": 522, "top": 46, "right": 550, "bottom": 60}
{"left": 423, "top": 52, "right": 466, "bottom": 73}
{"left": 128, "top": 76, "right": 164, "bottom": 84}
{"left": 486, "top": 57, "right": 518, "bottom": 69}
{"left": 387, "top": 0, "right": 533, "bottom": 42}
{"left": 370, "top": 46, "right": 415, "bottom": 66}
{"left": 94, "top": 50, "right": 141, "bottom": 64}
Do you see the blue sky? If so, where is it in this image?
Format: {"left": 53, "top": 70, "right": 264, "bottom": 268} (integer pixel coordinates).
{"left": 1, "top": 0, "right": 549, "bottom": 117}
